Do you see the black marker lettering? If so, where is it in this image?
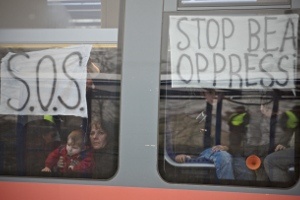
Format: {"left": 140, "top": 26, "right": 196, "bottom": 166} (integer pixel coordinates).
{"left": 36, "top": 55, "right": 57, "bottom": 111}
{"left": 280, "top": 18, "right": 296, "bottom": 52}
{"left": 229, "top": 54, "right": 242, "bottom": 88}
{"left": 7, "top": 53, "right": 30, "bottom": 111}
{"left": 207, "top": 19, "right": 220, "bottom": 49}
{"left": 222, "top": 18, "right": 234, "bottom": 51}
{"left": 248, "top": 18, "right": 261, "bottom": 52}
{"left": 177, "top": 17, "right": 190, "bottom": 50}
{"left": 259, "top": 54, "right": 275, "bottom": 87}
{"left": 213, "top": 53, "right": 226, "bottom": 86}
{"left": 276, "top": 55, "right": 289, "bottom": 86}
{"left": 177, "top": 54, "right": 193, "bottom": 84}
{"left": 195, "top": 53, "right": 208, "bottom": 83}
{"left": 245, "top": 53, "right": 258, "bottom": 87}
{"left": 58, "top": 52, "right": 82, "bottom": 109}
{"left": 191, "top": 18, "right": 206, "bottom": 49}
{"left": 264, "top": 17, "right": 278, "bottom": 53}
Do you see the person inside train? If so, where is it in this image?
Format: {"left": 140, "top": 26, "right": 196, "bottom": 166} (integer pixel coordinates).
{"left": 227, "top": 106, "right": 250, "bottom": 156}
{"left": 222, "top": 103, "right": 287, "bottom": 182}
{"left": 172, "top": 91, "right": 278, "bottom": 181}
{"left": 201, "top": 103, "right": 269, "bottom": 182}
{"left": 174, "top": 146, "right": 234, "bottom": 180}
{"left": 89, "top": 118, "right": 118, "bottom": 179}
{"left": 235, "top": 102, "right": 285, "bottom": 182}
{"left": 226, "top": 106, "right": 257, "bottom": 181}
{"left": 174, "top": 90, "right": 235, "bottom": 180}
{"left": 241, "top": 103, "right": 299, "bottom": 182}
{"left": 264, "top": 105, "right": 300, "bottom": 183}
{"left": 41, "top": 129, "right": 94, "bottom": 176}
{"left": 226, "top": 103, "right": 287, "bottom": 182}
{"left": 174, "top": 104, "right": 257, "bottom": 181}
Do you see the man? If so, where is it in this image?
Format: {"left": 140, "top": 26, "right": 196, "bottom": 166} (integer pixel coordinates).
{"left": 264, "top": 105, "right": 300, "bottom": 183}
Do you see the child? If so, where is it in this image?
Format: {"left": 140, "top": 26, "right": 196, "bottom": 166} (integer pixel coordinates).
{"left": 41, "top": 129, "right": 94, "bottom": 175}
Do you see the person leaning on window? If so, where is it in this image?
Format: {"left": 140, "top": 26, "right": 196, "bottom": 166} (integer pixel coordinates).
{"left": 264, "top": 105, "right": 300, "bottom": 183}
{"left": 174, "top": 145, "right": 235, "bottom": 180}
{"left": 174, "top": 90, "right": 235, "bottom": 180}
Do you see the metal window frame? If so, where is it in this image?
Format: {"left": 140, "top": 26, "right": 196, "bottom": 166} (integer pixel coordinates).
{"left": 177, "top": 0, "right": 291, "bottom": 9}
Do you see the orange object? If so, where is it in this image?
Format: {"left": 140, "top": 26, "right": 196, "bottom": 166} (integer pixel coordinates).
{"left": 246, "top": 155, "right": 261, "bottom": 170}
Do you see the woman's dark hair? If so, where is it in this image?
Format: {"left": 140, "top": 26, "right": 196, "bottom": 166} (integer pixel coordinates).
{"left": 88, "top": 118, "right": 119, "bottom": 147}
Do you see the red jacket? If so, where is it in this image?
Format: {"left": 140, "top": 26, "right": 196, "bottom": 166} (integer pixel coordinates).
{"left": 45, "top": 145, "right": 94, "bottom": 174}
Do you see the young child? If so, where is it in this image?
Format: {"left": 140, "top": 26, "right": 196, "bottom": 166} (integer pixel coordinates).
{"left": 41, "top": 129, "right": 94, "bottom": 175}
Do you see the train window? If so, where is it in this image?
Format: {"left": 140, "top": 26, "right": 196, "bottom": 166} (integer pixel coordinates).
{"left": 0, "top": 43, "right": 120, "bottom": 179}
{"left": 158, "top": 7, "right": 300, "bottom": 187}
{"left": 0, "top": 0, "right": 121, "bottom": 180}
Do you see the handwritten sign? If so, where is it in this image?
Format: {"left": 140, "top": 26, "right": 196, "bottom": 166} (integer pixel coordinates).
{"left": 169, "top": 14, "right": 299, "bottom": 89}
{"left": 0, "top": 45, "right": 92, "bottom": 117}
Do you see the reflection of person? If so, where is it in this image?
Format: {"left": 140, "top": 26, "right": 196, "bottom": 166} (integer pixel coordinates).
{"left": 226, "top": 106, "right": 256, "bottom": 181}
{"left": 41, "top": 129, "right": 94, "bottom": 175}
{"left": 264, "top": 106, "right": 300, "bottom": 182}
{"left": 227, "top": 106, "right": 249, "bottom": 155}
{"left": 25, "top": 119, "right": 61, "bottom": 176}
{"left": 89, "top": 120, "right": 118, "bottom": 179}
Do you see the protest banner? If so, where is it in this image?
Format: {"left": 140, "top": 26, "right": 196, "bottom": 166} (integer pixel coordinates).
{"left": 169, "top": 14, "right": 299, "bottom": 89}
{"left": 0, "top": 45, "right": 92, "bottom": 117}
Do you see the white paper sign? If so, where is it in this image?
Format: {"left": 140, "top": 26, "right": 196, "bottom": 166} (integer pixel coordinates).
{"left": 169, "top": 14, "right": 298, "bottom": 89}
{"left": 0, "top": 45, "right": 92, "bottom": 117}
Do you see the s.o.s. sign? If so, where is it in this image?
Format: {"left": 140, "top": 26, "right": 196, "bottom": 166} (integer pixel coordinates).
{"left": 0, "top": 45, "right": 92, "bottom": 117}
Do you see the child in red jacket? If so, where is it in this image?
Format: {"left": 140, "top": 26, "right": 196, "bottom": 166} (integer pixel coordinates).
{"left": 41, "top": 129, "right": 94, "bottom": 175}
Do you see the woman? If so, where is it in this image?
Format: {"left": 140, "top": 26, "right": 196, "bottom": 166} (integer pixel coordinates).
{"left": 89, "top": 120, "right": 118, "bottom": 179}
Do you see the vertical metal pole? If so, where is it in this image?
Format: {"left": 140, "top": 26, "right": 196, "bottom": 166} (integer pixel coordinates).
{"left": 215, "top": 94, "right": 223, "bottom": 145}
{"left": 204, "top": 102, "right": 212, "bottom": 149}
{"left": 269, "top": 90, "right": 280, "bottom": 153}
{"left": 16, "top": 115, "right": 27, "bottom": 175}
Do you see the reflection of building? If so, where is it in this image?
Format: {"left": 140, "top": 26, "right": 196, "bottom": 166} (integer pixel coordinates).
{"left": 0, "top": 0, "right": 120, "bottom": 29}
{"left": 0, "top": 1, "right": 72, "bottom": 28}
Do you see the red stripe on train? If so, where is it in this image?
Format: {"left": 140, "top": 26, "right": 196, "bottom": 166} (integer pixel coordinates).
{"left": 0, "top": 182, "right": 298, "bottom": 200}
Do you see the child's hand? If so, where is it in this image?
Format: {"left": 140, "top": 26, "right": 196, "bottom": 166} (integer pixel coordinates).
{"left": 69, "top": 160, "right": 79, "bottom": 171}
{"left": 57, "top": 156, "right": 64, "bottom": 168}
{"left": 41, "top": 167, "right": 51, "bottom": 172}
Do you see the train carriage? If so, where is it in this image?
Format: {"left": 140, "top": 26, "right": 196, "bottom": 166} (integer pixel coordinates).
{"left": 0, "top": 0, "right": 300, "bottom": 199}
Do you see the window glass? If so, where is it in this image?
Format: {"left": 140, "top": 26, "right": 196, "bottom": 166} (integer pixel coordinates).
{"left": 0, "top": 44, "right": 120, "bottom": 179}
{"left": 159, "top": 8, "right": 300, "bottom": 187}
{"left": 0, "top": 0, "right": 121, "bottom": 180}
